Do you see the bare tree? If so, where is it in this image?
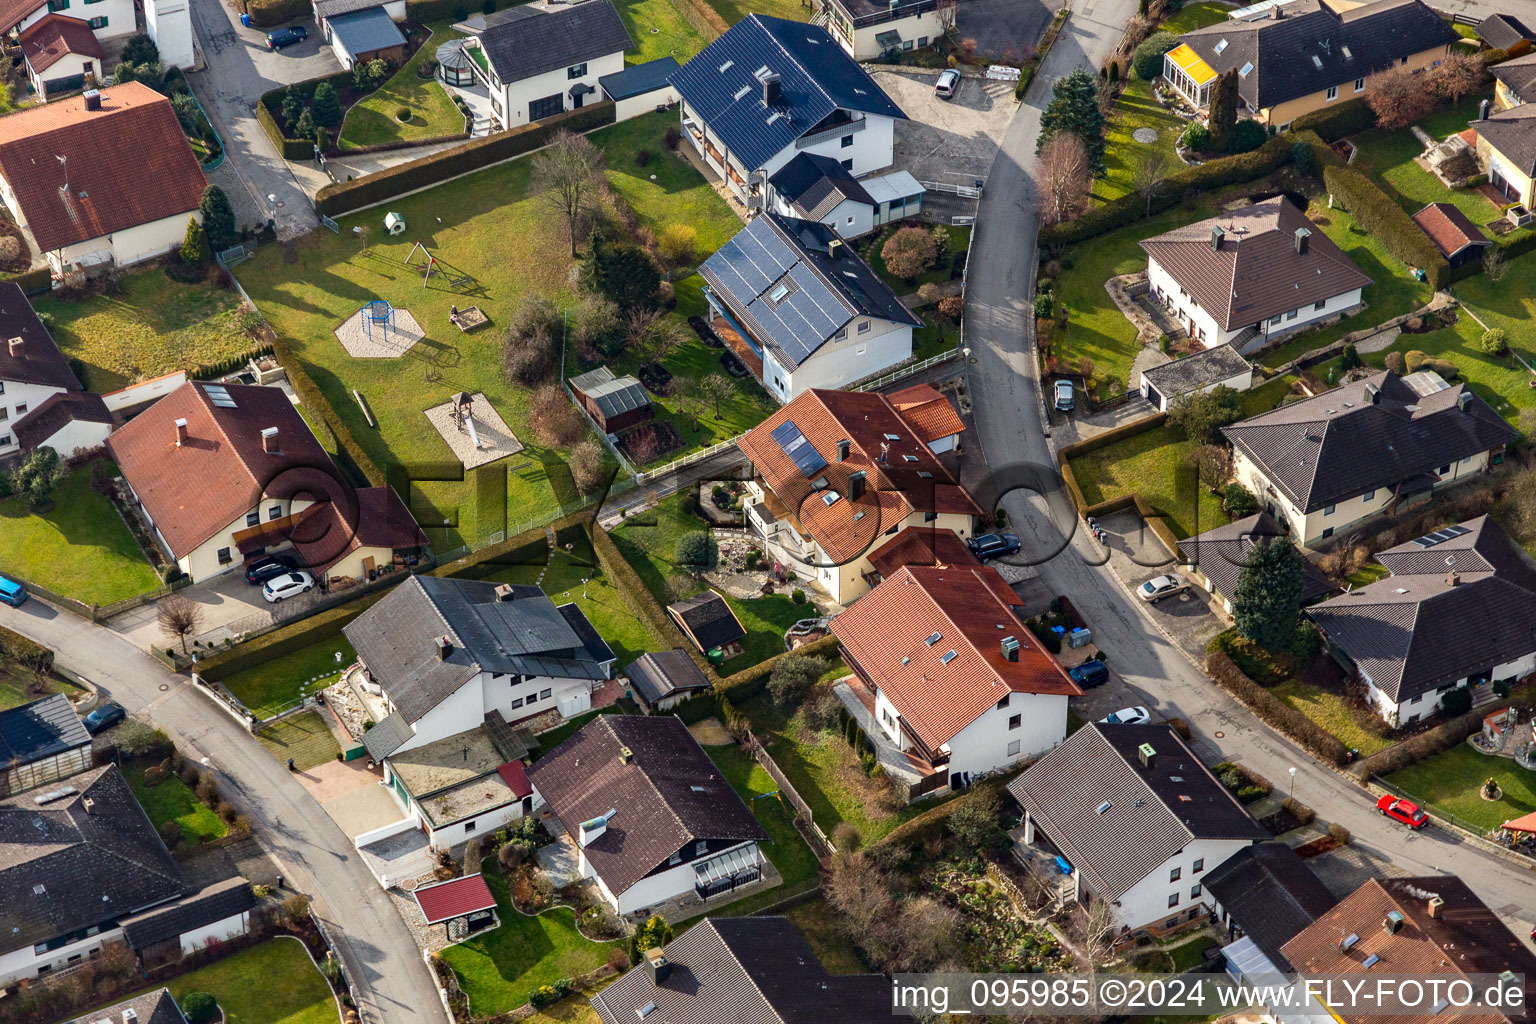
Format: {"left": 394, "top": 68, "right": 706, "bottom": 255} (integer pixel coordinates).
{"left": 1069, "top": 895, "right": 1121, "bottom": 974}
{"left": 1484, "top": 245, "right": 1509, "bottom": 283}
{"left": 825, "top": 851, "right": 895, "bottom": 938}
{"left": 1427, "top": 52, "right": 1484, "bottom": 105}
{"left": 934, "top": 0, "right": 957, "bottom": 36}
{"left": 1187, "top": 443, "right": 1232, "bottom": 491}
{"left": 530, "top": 129, "right": 605, "bottom": 258}
{"left": 626, "top": 307, "right": 686, "bottom": 367}
{"left": 672, "top": 376, "right": 705, "bottom": 431}
{"left": 1133, "top": 149, "right": 1170, "bottom": 216}
{"left": 158, "top": 595, "right": 203, "bottom": 655}
{"left": 699, "top": 373, "right": 734, "bottom": 419}
{"left": 1036, "top": 133, "right": 1091, "bottom": 228}
{"left": 1365, "top": 67, "right": 1437, "bottom": 130}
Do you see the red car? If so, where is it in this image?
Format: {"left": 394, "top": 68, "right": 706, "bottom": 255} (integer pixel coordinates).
{"left": 1377, "top": 795, "right": 1428, "bottom": 829}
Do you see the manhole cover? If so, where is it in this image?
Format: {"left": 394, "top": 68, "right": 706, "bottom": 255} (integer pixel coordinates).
{"left": 1133, "top": 127, "right": 1159, "bottom": 143}
{"left": 1215, "top": 731, "right": 1225, "bottom": 738}
{"left": 159, "top": 684, "right": 169, "bottom": 691}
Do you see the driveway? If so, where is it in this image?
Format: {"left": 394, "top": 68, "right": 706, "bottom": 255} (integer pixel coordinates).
{"left": 107, "top": 568, "right": 329, "bottom": 653}
{"left": 959, "top": 0, "right": 1056, "bottom": 64}
{"left": 872, "top": 69, "right": 1017, "bottom": 186}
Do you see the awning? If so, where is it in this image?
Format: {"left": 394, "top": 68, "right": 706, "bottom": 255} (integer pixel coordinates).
{"left": 1503, "top": 810, "right": 1536, "bottom": 833}
{"left": 875, "top": 29, "right": 902, "bottom": 49}
{"left": 414, "top": 873, "right": 497, "bottom": 924}
{"left": 570, "top": 82, "right": 595, "bottom": 98}
{"left": 1166, "top": 44, "right": 1217, "bottom": 87}
{"left": 694, "top": 844, "right": 760, "bottom": 885}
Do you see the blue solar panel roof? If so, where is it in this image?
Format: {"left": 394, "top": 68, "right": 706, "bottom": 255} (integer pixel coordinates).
{"left": 770, "top": 419, "right": 827, "bottom": 478}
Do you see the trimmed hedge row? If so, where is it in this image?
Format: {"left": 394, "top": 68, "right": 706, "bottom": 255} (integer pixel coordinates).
{"left": 716, "top": 633, "right": 841, "bottom": 706}
{"left": 0, "top": 624, "right": 52, "bottom": 673}
{"left": 1207, "top": 648, "right": 1349, "bottom": 767}
{"left": 195, "top": 586, "right": 397, "bottom": 682}
{"left": 258, "top": 71, "right": 359, "bottom": 162}
{"left": 1290, "top": 98, "right": 1375, "bottom": 142}
{"left": 1353, "top": 708, "right": 1485, "bottom": 782}
{"left": 316, "top": 102, "right": 617, "bottom": 216}
{"left": 1058, "top": 410, "right": 1167, "bottom": 461}
{"left": 1322, "top": 163, "right": 1448, "bottom": 290}
{"left": 405, "top": 0, "right": 526, "bottom": 19}
{"left": 588, "top": 517, "right": 709, "bottom": 673}
{"left": 1, "top": 265, "right": 51, "bottom": 296}
{"left": 663, "top": 0, "right": 727, "bottom": 42}
{"left": 240, "top": 0, "right": 309, "bottom": 27}
{"left": 267, "top": 331, "right": 386, "bottom": 487}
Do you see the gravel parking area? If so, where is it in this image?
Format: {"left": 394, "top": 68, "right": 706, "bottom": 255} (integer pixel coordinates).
{"left": 872, "top": 69, "right": 1018, "bottom": 186}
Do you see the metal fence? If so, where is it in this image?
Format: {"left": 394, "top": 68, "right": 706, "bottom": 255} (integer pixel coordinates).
{"left": 1372, "top": 775, "right": 1534, "bottom": 855}
{"left": 921, "top": 179, "right": 983, "bottom": 199}
{"left": 743, "top": 727, "right": 836, "bottom": 859}
{"left": 850, "top": 348, "right": 961, "bottom": 392}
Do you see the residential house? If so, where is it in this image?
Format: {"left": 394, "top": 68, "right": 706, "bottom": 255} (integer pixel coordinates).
{"left": 106, "top": 380, "right": 427, "bottom": 583}
{"left": 142, "top": 0, "right": 194, "bottom": 68}
{"left": 624, "top": 649, "right": 714, "bottom": 712}
{"left": 0, "top": 84, "right": 206, "bottom": 279}
{"left": 0, "top": 282, "right": 110, "bottom": 459}
{"left": 527, "top": 715, "right": 770, "bottom": 916}
{"left": 863, "top": 524, "right": 979, "bottom": 586}
{"left": 18, "top": 15, "right": 102, "bottom": 102}
{"left": 455, "top": 0, "right": 631, "bottom": 130}
{"left": 569, "top": 366, "right": 652, "bottom": 435}
{"left": 832, "top": 564, "right": 1081, "bottom": 797}
{"left": 1138, "top": 343, "right": 1254, "bottom": 412}
{"left": 1492, "top": 50, "right": 1536, "bottom": 109}
{"left": 700, "top": 212, "right": 921, "bottom": 400}
{"left": 1308, "top": 515, "right": 1536, "bottom": 725}
{"left": 1140, "top": 197, "right": 1372, "bottom": 351}
{"left": 1180, "top": 512, "right": 1335, "bottom": 615}
{"left": 1222, "top": 370, "right": 1518, "bottom": 545}
{"left": 737, "top": 387, "right": 981, "bottom": 603}
{"left": 346, "top": 574, "right": 616, "bottom": 766}
{"left": 1468, "top": 97, "right": 1536, "bottom": 203}
{"left": 1479, "top": 12, "right": 1535, "bottom": 56}
{"left": 671, "top": 15, "right": 906, "bottom": 205}
{"left": 765, "top": 152, "right": 924, "bottom": 238}
{"left": 118, "top": 876, "right": 257, "bottom": 965}
{"left": 1412, "top": 202, "right": 1492, "bottom": 267}
{"left": 1007, "top": 723, "right": 1266, "bottom": 936}
{"left": 1203, "top": 842, "right": 1336, "bottom": 978}
{"left": 666, "top": 590, "right": 746, "bottom": 659}
{"left": 885, "top": 382, "right": 964, "bottom": 453}
{"left": 77, "top": 989, "right": 190, "bottom": 1024}
{"left": 591, "top": 917, "right": 890, "bottom": 1024}
{"left": 0, "top": 0, "right": 136, "bottom": 52}
{"left": 1167, "top": 0, "right": 1459, "bottom": 129}
{"left": 312, "top": 0, "right": 407, "bottom": 27}
{"left": 597, "top": 57, "right": 680, "bottom": 122}
{"left": 374, "top": 725, "right": 538, "bottom": 850}
{"left": 0, "top": 693, "right": 91, "bottom": 799}
{"left": 1280, "top": 875, "right": 1536, "bottom": 1024}
{"left": 822, "top": 0, "right": 950, "bottom": 61}
{"left": 322, "top": 6, "right": 406, "bottom": 71}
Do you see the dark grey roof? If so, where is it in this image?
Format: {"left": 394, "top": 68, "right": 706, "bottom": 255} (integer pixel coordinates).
{"left": 1221, "top": 370, "right": 1518, "bottom": 513}
{"left": 1141, "top": 344, "right": 1252, "bottom": 398}
{"left": 1308, "top": 516, "right": 1536, "bottom": 703}
{"left": 12, "top": 389, "right": 113, "bottom": 451}
{"left": 343, "top": 575, "right": 613, "bottom": 725}
{"left": 0, "top": 765, "right": 187, "bottom": 949}
{"left": 828, "top": 0, "right": 935, "bottom": 21}
{"left": 1140, "top": 198, "right": 1371, "bottom": 332}
{"left": 328, "top": 6, "right": 405, "bottom": 56}
{"left": 1492, "top": 51, "right": 1536, "bottom": 100}
{"left": 120, "top": 876, "right": 255, "bottom": 951}
{"left": 0, "top": 282, "right": 80, "bottom": 391}
{"left": 591, "top": 917, "right": 890, "bottom": 1024}
{"left": 569, "top": 366, "right": 651, "bottom": 419}
{"left": 599, "top": 56, "right": 679, "bottom": 101}
{"left": 528, "top": 715, "right": 768, "bottom": 895}
{"left": 625, "top": 649, "right": 713, "bottom": 705}
{"left": 667, "top": 591, "right": 746, "bottom": 652}
{"left": 80, "top": 989, "right": 189, "bottom": 1024}
{"left": 700, "top": 213, "right": 919, "bottom": 369}
{"left": 480, "top": 0, "right": 632, "bottom": 86}
{"left": 1006, "top": 724, "right": 1265, "bottom": 904}
{"left": 362, "top": 711, "right": 414, "bottom": 761}
{"left": 313, "top": 0, "right": 386, "bottom": 19}
{"left": 558, "top": 602, "right": 616, "bottom": 670}
{"left": 1180, "top": 0, "right": 1458, "bottom": 111}
{"left": 1203, "top": 842, "right": 1336, "bottom": 970}
{"left": 670, "top": 14, "right": 905, "bottom": 171}
{"left": 1472, "top": 100, "right": 1536, "bottom": 175}
{"left": 0, "top": 692, "right": 90, "bottom": 771}
{"left": 1182, "top": 512, "right": 1335, "bottom": 604}
{"left": 1480, "top": 13, "right": 1534, "bottom": 50}
{"left": 768, "top": 152, "right": 876, "bottom": 220}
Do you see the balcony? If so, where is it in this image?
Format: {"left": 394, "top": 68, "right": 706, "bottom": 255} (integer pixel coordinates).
{"left": 795, "top": 113, "right": 865, "bottom": 150}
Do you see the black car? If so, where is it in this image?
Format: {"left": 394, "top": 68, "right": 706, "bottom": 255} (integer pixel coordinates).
{"left": 82, "top": 701, "right": 126, "bottom": 735}
{"left": 1069, "top": 661, "right": 1109, "bottom": 689}
{"left": 967, "top": 532, "right": 1021, "bottom": 561}
{"left": 245, "top": 555, "right": 297, "bottom": 585}
{"left": 266, "top": 25, "right": 308, "bottom": 50}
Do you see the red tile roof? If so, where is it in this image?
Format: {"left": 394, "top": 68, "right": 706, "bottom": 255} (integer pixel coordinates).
{"left": 230, "top": 485, "right": 426, "bottom": 574}
{"left": 1412, "top": 202, "right": 1491, "bottom": 259}
{"left": 19, "top": 14, "right": 102, "bottom": 74}
{"left": 866, "top": 526, "right": 979, "bottom": 579}
{"left": 496, "top": 760, "right": 532, "bottom": 798}
{"left": 0, "top": 82, "right": 206, "bottom": 253}
{"left": 0, "top": 0, "right": 44, "bottom": 33}
{"left": 830, "top": 565, "right": 1081, "bottom": 749}
{"left": 886, "top": 384, "right": 964, "bottom": 442}
{"left": 737, "top": 389, "right": 982, "bottom": 564}
{"left": 413, "top": 873, "right": 497, "bottom": 925}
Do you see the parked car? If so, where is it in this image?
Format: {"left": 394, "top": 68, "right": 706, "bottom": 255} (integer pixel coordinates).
{"left": 1377, "top": 795, "right": 1428, "bottom": 829}
{"left": 245, "top": 554, "right": 297, "bottom": 586}
{"left": 1100, "top": 705, "right": 1151, "bottom": 726}
{"left": 968, "top": 532, "right": 1021, "bottom": 561}
{"left": 82, "top": 701, "right": 126, "bottom": 735}
{"left": 1137, "top": 574, "right": 1187, "bottom": 603}
{"left": 0, "top": 577, "right": 27, "bottom": 608}
{"left": 262, "top": 571, "right": 315, "bottom": 603}
{"left": 1054, "top": 379, "right": 1075, "bottom": 412}
{"left": 934, "top": 69, "right": 961, "bottom": 99}
{"left": 1069, "top": 660, "right": 1109, "bottom": 689}
{"left": 266, "top": 25, "right": 307, "bottom": 50}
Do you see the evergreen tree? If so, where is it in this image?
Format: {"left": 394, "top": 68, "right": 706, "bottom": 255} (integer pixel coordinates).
{"left": 121, "top": 33, "right": 160, "bottom": 66}
{"left": 581, "top": 234, "right": 660, "bottom": 310}
{"left": 294, "top": 108, "right": 316, "bottom": 142}
{"left": 312, "top": 81, "right": 342, "bottom": 127}
{"left": 280, "top": 86, "right": 304, "bottom": 132}
{"left": 180, "top": 216, "right": 210, "bottom": 267}
{"left": 1035, "top": 68, "right": 1106, "bottom": 175}
{"left": 199, "top": 185, "right": 237, "bottom": 252}
{"left": 1232, "top": 536, "right": 1306, "bottom": 650}
{"left": 1209, "top": 70, "right": 1239, "bottom": 149}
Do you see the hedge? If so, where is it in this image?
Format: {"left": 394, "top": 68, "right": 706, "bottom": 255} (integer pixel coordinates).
{"left": 588, "top": 517, "right": 709, "bottom": 673}
{"left": 316, "top": 102, "right": 617, "bottom": 216}
{"left": 195, "top": 585, "right": 403, "bottom": 681}
{"left": 240, "top": 0, "right": 308, "bottom": 27}
{"left": 258, "top": 71, "right": 359, "bottom": 162}
{"left": 406, "top": 0, "right": 530, "bottom": 20}
{"left": 1056, "top": 410, "right": 1167, "bottom": 462}
{"left": 1322, "top": 163, "right": 1448, "bottom": 289}
{"left": 1290, "top": 97, "right": 1376, "bottom": 142}
{"left": 1207, "top": 648, "right": 1349, "bottom": 767}
{"left": 661, "top": 0, "right": 727, "bottom": 41}
{"left": 1353, "top": 708, "right": 1486, "bottom": 781}
{"left": 267, "top": 331, "right": 386, "bottom": 487}
{"left": 0, "top": 624, "right": 53, "bottom": 673}
{"left": 876, "top": 778, "right": 1010, "bottom": 850}
{"left": 431, "top": 526, "right": 549, "bottom": 581}
{"left": 1, "top": 265, "right": 51, "bottom": 296}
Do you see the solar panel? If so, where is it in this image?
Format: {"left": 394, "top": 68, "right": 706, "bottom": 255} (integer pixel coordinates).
{"left": 769, "top": 419, "right": 827, "bottom": 478}
{"left": 1412, "top": 525, "right": 1471, "bottom": 547}
{"left": 203, "top": 384, "right": 237, "bottom": 408}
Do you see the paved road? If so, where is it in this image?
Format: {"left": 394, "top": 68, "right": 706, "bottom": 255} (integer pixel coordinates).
{"left": 963, "top": 0, "right": 1536, "bottom": 936}
{"left": 0, "top": 600, "right": 445, "bottom": 1024}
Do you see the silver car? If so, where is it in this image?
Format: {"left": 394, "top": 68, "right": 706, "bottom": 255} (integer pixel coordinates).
{"left": 1137, "top": 574, "right": 1187, "bottom": 602}
{"left": 1100, "top": 706, "right": 1151, "bottom": 726}
{"left": 935, "top": 69, "right": 961, "bottom": 99}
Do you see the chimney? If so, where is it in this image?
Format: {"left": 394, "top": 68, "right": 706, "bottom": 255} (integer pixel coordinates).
{"left": 620, "top": 745, "right": 633, "bottom": 765}
{"left": 123, "top": 1010, "right": 138, "bottom": 1024}
{"left": 836, "top": 438, "right": 850, "bottom": 462}
{"left": 1273, "top": 2, "right": 1284, "bottom": 18}
{"left": 849, "top": 471, "right": 866, "bottom": 501}
{"left": 1457, "top": 391, "right": 1473, "bottom": 413}
{"left": 174, "top": 417, "right": 189, "bottom": 446}
{"left": 1480, "top": 98, "right": 1491, "bottom": 121}
{"left": 82, "top": 797, "right": 95, "bottom": 815}
{"left": 1001, "top": 636, "right": 1020, "bottom": 662}
{"left": 644, "top": 948, "right": 671, "bottom": 987}
{"left": 762, "top": 72, "right": 781, "bottom": 106}
{"left": 1364, "top": 381, "right": 1380, "bottom": 404}
{"left": 1428, "top": 895, "right": 1444, "bottom": 918}
{"left": 1294, "top": 227, "right": 1311, "bottom": 256}
{"left": 1447, "top": 572, "right": 1460, "bottom": 587}
{"left": 1211, "top": 224, "right": 1225, "bottom": 251}
{"left": 1137, "top": 742, "right": 1156, "bottom": 768}
{"left": 495, "top": 583, "right": 515, "bottom": 602}
{"left": 1384, "top": 910, "right": 1405, "bottom": 935}
{"left": 578, "top": 809, "right": 615, "bottom": 847}
{"left": 83, "top": 89, "right": 100, "bottom": 111}
{"left": 7, "top": 336, "right": 20, "bottom": 356}
{"left": 827, "top": 237, "right": 843, "bottom": 259}
{"left": 261, "top": 426, "right": 280, "bottom": 454}
{"left": 435, "top": 636, "right": 453, "bottom": 661}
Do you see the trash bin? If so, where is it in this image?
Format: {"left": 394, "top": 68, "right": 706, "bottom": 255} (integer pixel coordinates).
{"left": 240, "top": 12, "right": 252, "bottom": 27}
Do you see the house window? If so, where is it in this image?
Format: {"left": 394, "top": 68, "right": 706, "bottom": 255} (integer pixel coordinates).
{"left": 695, "top": 840, "right": 707, "bottom": 856}
{"left": 1009, "top": 714, "right": 1021, "bottom": 730}
{"left": 1168, "top": 893, "right": 1180, "bottom": 908}
{"left": 903, "top": 40, "right": 913, "bottom": 50}
{"left": 847, "top": 216, "right": 854, "bottom": 225}
{"left": 1191, "top": 884, "right": 1202, "bottom": 898}
{"left": 510, "top": 697, "right": 524, "bottom": 709}
{"left": 268, "top": 505, "right": 282, "bottom": 520}
{"left": 924, "top": 511, "right": 937, "bottom": 522}
{"left": 1192, "top": 858, "right": 1204, "bottom": 873}
{"left": 1314, "top": 300, "right": 1326, "bottom": 311}
{"left": 13, "top": 403, "right": 25, "bottom": 414}
{"left": 528, "top": 94, "right": 564, "bottom": 121}
{"left": 1438, "top": 464, "right": 1450, "bottom": 475}
{"left": 217, "top": 547, "right": 233, "bottom": 564}
{"left": 464, "top": 820, "right": 477, "bottom": 833}
{"left": 567, "top": 63, "right": 587, "bottom": 79}
{"left": 525, "top": 692, "right": 538, "bottom": 704}
{"left": 884, "top": 524, "right": 898, "bottom": 535}
{"left": 1362, "top": 489, "right": 1376, "bottom": 501}
{"left": 1270, "top": 314, "right": 1282, "bottom": 325}
{"left": 1354, "top": 77, "right": 1365, "bottom": 92}
{"left": 996, "top": 695, "right": 1010, "bottom": 709}
{"left": 247, "top": 511, "right": 260, "bottom": 527}
{"left": 1169, "top": 866, "right": 1181, "bottom": 882}
{"left": 1007, "top": 739, "right": 1021, "bottom": 756}
{"left": 858, "top": 321, "right": 870, "bottom": 334}
{"left": 840, "top": 134, "right": 854, "bottom": 148}
{"left": 540, "top": 688, "right": 552, "bottom": 699}
{"left": 1324, "top": 504, "right": 1336, "bottom": 515}
{"left": 1286, "top": 309, "right": 1299, "bottom": 320}
{"left": 669, "top": 851, "right": 681, "bottom": 865}
{"left": 1326, "top": 86, "right": 1338, "bottom": 101}
{"left": 1322, "top": 527, "right": 1335, "bottom": 539}
{"left": 840, "top": 158, "right": 853, "bottom": 170}
{"left": 0, "top": 436, "right": 10, "bottom": 447}
{"left": 46, "top": 0, "right": 68, "bottom": 10}
{"left": 1400, "top": 56, "right": 1408, "bottom": 65}
{"left": 86, "top": 15, "right": 105, "bottom": 27}
{"left": 918, "top": 36, "right": 928, "bottom": 46}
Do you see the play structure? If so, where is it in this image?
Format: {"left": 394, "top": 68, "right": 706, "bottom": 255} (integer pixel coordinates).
{"left": 423, "top": 391, "right": 523, "bottom": 470}
{"left": 384, "top": 212, "right": 406, "bottom": 236}
{"left": 453, "top": 391, "right": 483, "bottom": 451}
{"left": 363, "top": 299, "right": 395, "bottom": 342}
{"left": 405, "top": 241, "right": 476, "bottom": 290}
{"left": 449, "top": 303, "right": 489, "bottom": 332}
{"left": 333, "top": 298, "right": 426, "bottom": 359}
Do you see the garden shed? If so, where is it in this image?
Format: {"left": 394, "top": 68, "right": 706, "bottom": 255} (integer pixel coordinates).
{"left": 569, "top": 366, "right": 652, "bottom": 434}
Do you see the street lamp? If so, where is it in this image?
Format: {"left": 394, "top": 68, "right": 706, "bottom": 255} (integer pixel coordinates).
{"left": 1288, "top": 766, "right": 1298, "bottom": 798}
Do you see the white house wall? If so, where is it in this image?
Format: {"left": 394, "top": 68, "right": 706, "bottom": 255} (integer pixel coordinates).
{"left": 29, "top": 417, "right": 111, "bottom": 459}
{"left": 1359, "top": 650, "right": 1536, "bottom": 725}
{"left": 391, "top": 682, "right": 486, "bottom": 755}
{"left": 426, "top": 798, "right": 530, "bottom": 850}
{"left": 944, "top": 692, "right": 1068, "bottom": 778}
{"left": 490, "top": 51, "right": 624, "bottom": 129}
{"left": 16, "top": 0, "right": 136, "bottom": 41}
{"left": 770, "top": 317, "right": 913, "bottom": 400}
{"left": 47, "top": 209, "right": 201, "bottom": 277}
{"left": 612, "top": 85, "right": 679, "bottom": 123}
{"left": 1109, "top": 838, "right": 1252, "bottom": 932}
{"left": 1147, "top": 256, "right": 1362, "bottom": 349}
{"left": 800, "top": 508, "right": 973, "bottom": 604}
{"left": 144, "top": 0, "right": 195, "bottom": 68}
{"left": 34, "top": 55, "right": 103, "bottom": 101}
{"left": 0, "top": 924, "right": 124, "bottom": 986}
{"left": 176, "top": 498, "right": 313, "bottom": 582}
{"left": 1141, "top": 367, "right": 1254, "bottom": 412}
{"left": 0, "top": 379, "right": 66, "bottom": 455}
{"left": 178, "top": 911, "right": 249, "bottom": 954}
{"left": 830, "top": 11, "right": 945, "bottom": 60}
{"left": 759, "top": 114, "right": 897, "bottom": 183}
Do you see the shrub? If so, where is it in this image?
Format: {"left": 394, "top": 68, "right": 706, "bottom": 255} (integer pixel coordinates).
{"left": 1226, "top": 118, "right": 1266, "bottom": 154}
{"left": 1328, "top": 822, "right": 1351, "bottom": 844}
{"left": 181, "top": 992, "right": 218, "bottom": 1024}
{"left": 1034, "top": 292, "right": 1053, "bottom": 318}
{"left": 1440, "top": 685, "right": 1473, "bottom": 716}
{"left": 1281, "top": 796, "right": 1316, "bottom": 825}
{"left": 1291, "top": 140, "right": 1315, "bottom": 175}
{"left": 1355, "top": 709, "right": 1483, "bottom": 779}
{"left": 658, "top": 223, "right": 697, "bottom": 265}
{"left": 882, "top": 226, "right": 939, "bottom": 280}
{"left": 947, "top": 787, "right": 1006, "bottom": 852}
{"left": 1340, "top": 342, "right": 1362, "bottom": 371}
{"left": 1481, "top": 327, "right": 1509, "bottom": 355}
{"left": 1222, "top": 483, "right": 1259, "bottom": 517}
{"left": 312, "top": 82, "right": 341, "bottom": 127}
{"left": 1322, "top": 163, "right": 1447, "bottom": 289}
{"left": 1291, "top": 97, "right": 1377, "bottom": 141}
{"left": 1180, "top": 122, "right": 1209, "bottom": 152}
{"left": 570, "top": 440, "right": 606, "bottom": 494}
{"left": 675, "top": 532, "right": 718, "bottom": 571}
{"left": 791, "top": 588, "right": 806, "bottom": 604}
{"left": 117, "top": 721, "right": 175, "bottom": 760}
{"left": 938, "top": 294, "right": 964, "bottom": 319}
{"left": 1132, "top": 31, "right": 1178, "bottom": 79}
{"left": 157, "top": 819, "right": 182, "bottom": 848}
{"left": 528, "top": 386, "right": 583, "bottom": 447}
{"left": 1207, "top": 649, "right": 1348, "bottom": 766}
{"left": 768, "top": 654, "right": 827, "bottom": 707}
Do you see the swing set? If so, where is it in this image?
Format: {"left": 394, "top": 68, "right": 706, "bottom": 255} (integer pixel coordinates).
{"left": 404, "top": 241, "right": 476, "bottom": 290}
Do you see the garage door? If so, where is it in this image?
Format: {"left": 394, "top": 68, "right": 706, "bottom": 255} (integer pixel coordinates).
{"left": 558, "top": 691, "right": 591, "bottom": 718}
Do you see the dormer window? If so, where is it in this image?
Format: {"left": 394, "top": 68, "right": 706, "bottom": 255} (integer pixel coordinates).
{"left": 1239, "top": 61, "right": 1254, "bottom": 77}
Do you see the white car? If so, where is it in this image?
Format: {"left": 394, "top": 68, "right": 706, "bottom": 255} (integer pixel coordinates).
{"left": 1137, "top": 574, "right": 1187, "bottom": 602}
{"left": 262, "top": 570, "right": 315, "bottom": 603}
{"left": 1100, "top": 706, "right": 1151, "bottom": 726}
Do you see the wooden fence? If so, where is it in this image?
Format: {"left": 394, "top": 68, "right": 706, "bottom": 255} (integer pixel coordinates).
{"left": 743, "top": 728, "right": 836, "bottom": 859}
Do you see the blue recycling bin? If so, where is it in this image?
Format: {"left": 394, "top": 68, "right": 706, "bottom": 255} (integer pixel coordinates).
{"left": 240, "top": 12, "right": 252, "bottom": 27}
{"left": 1055, "top": 855, "right": 1073, "bottom": 875}
{"left": 1050, "top": 625, "right": 1067, "bottom": 638}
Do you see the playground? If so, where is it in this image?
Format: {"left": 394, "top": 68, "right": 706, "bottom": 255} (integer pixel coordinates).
{"left": 333, "top": 299, "right": 427, "bottom": 358}
{"left": 423, "top": 390, "right": 524, "bottom": 469}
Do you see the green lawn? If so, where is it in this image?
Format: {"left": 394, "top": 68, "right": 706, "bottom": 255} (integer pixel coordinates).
{"left": 616, "top": 0, "right": 709, "bottom": 64}
{"left": 235, "top": 111, "right": 739, "bottom": 550}
{"left": 913, "top": 312, "right": 960, "bottom": 361}
{"left": 1161, "top": 1, "right": 1233, "bottom": 34}
{"left": 0, "top": 663, "right": 80, "bottom": 711}
{"left": 1097, "top": 78, "right": 1186, "bottom": 205}
{"left": 256, "top": 711, "right": 344, "bottom": 770}
{"left": 441, "top": 859, "right": 618, "bottom": 1015}
{"left": 703, "top": 737, "right": 821, "bottom": 889}
{"left": 1270, "top": 680, "right": 1393, "bottom": 755}
{"left": 1385, "top": 742, "right": 1536, "bottom": 832}
{"left": 35, "top": 270, "right": 247, "bottom": 392}
{"left": 0, "top": 463, "right": 160, "bottom": 607}
{"left": 1346, "top": 92, "right": 1497, "bottom": 228}
{"left": 1344, "top": 561, "right": 1390, "bottom": 588}
{"left": 703, "top": 0, "right": 809, "bottom": 25}
{"left": 1349, "top": 317, "right": 1535, "bottom": 426}
{"left": 1067, "top": 423, "right": 1221, "bottom": 538}
{"left": 340, "top": 25, "right": 467, "bottom": 149}
{"left": 486, "top": 551, "right": 661, "bottom": 668}
{"left": 1240, "top": 373, "right": 1299, "bottom": 417}
{"left": 123, "top": 757, "right": 229, "bottom": 845}
{"left": 221, "top": 636, "right": 356, "bottom": 719}
{"left": 781, "top": 898, "right": 868, "bottom": 974}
